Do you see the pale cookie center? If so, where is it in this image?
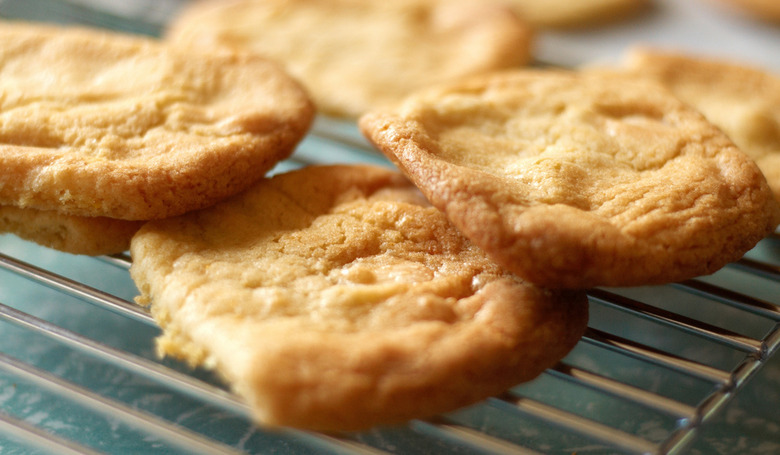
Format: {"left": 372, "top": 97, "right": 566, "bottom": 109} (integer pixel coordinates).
{"left": 192, "top": 200, "right": 494, "bottom": 329}
{"left": 426, "top": 100, "right": 682, "bottom": 209}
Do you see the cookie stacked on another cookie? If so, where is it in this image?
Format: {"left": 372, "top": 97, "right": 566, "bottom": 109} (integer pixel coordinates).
{"left": 0, "top": 206, "right": 145, "bottom": 256}
{"left": 0, "top": 21, "right": 314, "bottom": 254}
{"left": 360, "top": 69, "right": 780, "bottom": 289}
{"left": 165, "top": 0, "right": 534, "bottom": 119}
{"left": 130, "top": 164, "right": 589, "bottom": 431}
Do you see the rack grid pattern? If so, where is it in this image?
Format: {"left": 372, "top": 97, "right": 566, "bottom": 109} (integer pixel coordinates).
{"left": 1, "top": 139, "right": 778, "bottom": 453}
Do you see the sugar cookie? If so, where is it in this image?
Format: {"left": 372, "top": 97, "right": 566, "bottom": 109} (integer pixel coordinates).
{"left": 0, "top": 206, "right": 142, "bottom": 255}
{"left": 0, "top": 21, "right": 314, "bottom": 220}
{"left": 360, "top": 70, "right": 780, "bottom": 288}
{"left": 621, "top": 48, "right": 780, "bottom": 201}
{"left": 506, "top": 0, "right": 649, "bottom": 28}
{"left": 130, "top": 164, "right": 588, "bottom": 431}
{"left": 166, "top": 0, "right": 533, "bottom": 119}
{"left": 711, "top": 0, "right": 780, "bottom": 22}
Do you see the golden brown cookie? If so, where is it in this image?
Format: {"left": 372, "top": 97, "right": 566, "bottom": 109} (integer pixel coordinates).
{"left": 0, "top": 206, "right": 143, "bottom": 255}
{"left": 506, "top": 0, "right": 650, "bottom": 28}
{"left": 0, "top": 21, "right": 314, "bottom": 220}
{"left": 166, "top": 0, "right": 533, "bottom": 119}
{"left": 620, "top": 48, "right": 780, "bottom": 201}
{"left": 711, "top": 0, "right": 780, "bottom": 22}
{"left": 129, "top": 164, "right": 588, "bottom": 431}
{"left": 360, "top": 69, "right": 780, "bottom": 289}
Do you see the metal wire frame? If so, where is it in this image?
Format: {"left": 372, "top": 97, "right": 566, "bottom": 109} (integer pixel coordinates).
{"left": 0, "top": 0, "right": 777, "bottom": 453}
{"left": 0, "top": 238, "right": 778, "bottom": 454}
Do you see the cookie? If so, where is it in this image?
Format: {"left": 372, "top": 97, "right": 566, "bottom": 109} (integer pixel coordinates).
{"left": 166, "top": 0, "right": 533, "bottom": 119}
{"left": 711, "top": 0, "right": 780, "bottom": 22}
{"left": 620, "top": 48, "right": 780, "bottom": 201}
{"left": 0, "top": 206, "right": 143, "bottom": 255}
{"left": 0, "top": 21, "right": 314, "bottom": 220}
{"left": 360, "top": 69, "right": 780, "bottom": 289}
{"left": 129, "top": 164, "right": 588, "bottom": 431}
{"left": 506, "top": 0, "right": 650, "bottom": 28}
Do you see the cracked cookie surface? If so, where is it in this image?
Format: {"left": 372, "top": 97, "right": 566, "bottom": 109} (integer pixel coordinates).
{"left": 0, "top": 22, "right": 313, "bottom": 220}
{"left": 360, "top": 69, "right": 780, "bottom": 288}
{"left": 621, "top": 48, "right": 780, "bottom": 202}
{"left": 129, "top": 164, "right": 588, "bottom": 431}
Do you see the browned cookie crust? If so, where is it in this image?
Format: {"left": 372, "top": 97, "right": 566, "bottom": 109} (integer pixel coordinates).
{"left": 505, "top": 0, "right": 650, "bottom": 28}
{"left": 621, "top": 48, "right": 780, "bottom": 202}
{"left": 0, "top": 21, "right": 314, "bottom": 220}
{"left": 360, "top": 69, "right": 780, "bottom": 289}
{"left": 130, "top": 164, "right": 588, "bottom": 431}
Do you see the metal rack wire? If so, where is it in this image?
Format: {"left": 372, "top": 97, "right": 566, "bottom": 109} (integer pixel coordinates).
{"left": 1, "top": 138, "right": 779, "bottom": 453}
{"left": 1, "top": 0, "right": 779, "bottom": 453}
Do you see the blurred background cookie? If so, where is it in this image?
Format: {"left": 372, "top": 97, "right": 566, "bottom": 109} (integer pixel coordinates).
{"left": 166, "top": 0, "right": 533, "bottom": 119}
{"left": 709, "top": 0, "right": 780, "bottom": 23}
{"left": 506, "top": 0, "right": 651, "bottom": 28}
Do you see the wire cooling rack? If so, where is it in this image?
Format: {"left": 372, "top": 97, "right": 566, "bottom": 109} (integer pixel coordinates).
{"left": 0, "top": 1, "right": 779, "bottom": 454}
{"left": 2, "top": 133, "right": 779, "bottom": 455}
